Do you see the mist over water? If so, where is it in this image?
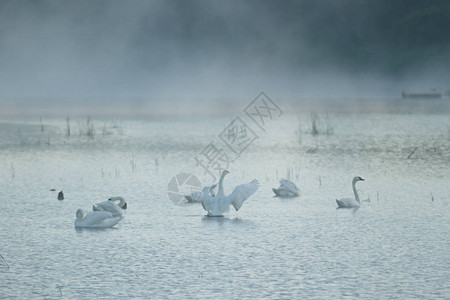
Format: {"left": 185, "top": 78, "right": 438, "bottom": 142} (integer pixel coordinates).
{"left": 1, "top": 0, "right": 449, "bottom": 115}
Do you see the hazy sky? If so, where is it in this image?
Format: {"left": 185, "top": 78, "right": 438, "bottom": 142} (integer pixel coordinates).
{"left": 0, "top": 0, "right": 449, "bottom": 108}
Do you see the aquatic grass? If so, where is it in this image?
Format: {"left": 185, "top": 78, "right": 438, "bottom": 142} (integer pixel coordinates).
{"left": 302, "top": 111, "right": 335, "bottom": 136}
{"left": 40, "top": 117, "right": 44, "bottom": 132}
{"left": 101, "top": 119, "right": 124, "bottom": 135}
{"left": 310, "top": 111, "right": 319, "bottom": 135}
{"left": 155, "top": 157, "right": 159, "bottom": 172}
{"left": 112, "top": 119, "right": 123, "bottom": 135}
{"left": 85, "top": 116, "right": 95, "bottom": 137}
{"left": 286, "top": 167, "right": 293, "bottom": 180}
{"left": 0, "top": 254, "right": 9, "bottom": 269}
{"left": 274, "top": 166, "right": 300, "bottom": 181}
{"left": 407, "top": 147, "right": 417, "bottom": 159}
{"left": 130, "top": 155, "right": 136, "bottom": 173}
{"left": 79, "top": 116, "right": 95, "bottom": 138}
{"left": 324, "top": 112, "right": 334, "bottom": 135}
{"left": 102, "top": 122, "right": 112, "bottom": 135}
{"left": 56, "top": 285, "right": 63, "bottom": 296}
{"left": 66, "top": 116, "right": 71, "bottom": 137}
{"left": 307, "top": 140, "right": 319, "bottom": 153}
{"left": 285, "top": 166, "right": 300, "bottom": 181}
{"left": 10, "top": 162, "right": 15, "bottom": 179}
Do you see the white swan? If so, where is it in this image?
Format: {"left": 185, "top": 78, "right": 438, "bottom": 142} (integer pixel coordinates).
{"left": 201, "top": 170, "right": 259, "bottom": 217}
{"left": 93, "top": 196, "right": 127, "bottom": 217}
{"left": 74, "top": 209, "right": 122, "bottom": 228}
{"left": 185, "top": 184, "right": 217, "bottom": 203}
{"left": 336, "top": 176, "right": 365, "bottom": 208}
{"left": 272, "top": 178, "right": 300, "bottom": 197}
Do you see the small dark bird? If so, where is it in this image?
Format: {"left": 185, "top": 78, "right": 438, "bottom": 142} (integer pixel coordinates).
{"left": 58, "top": 191, "right": 64, "bottom": 200}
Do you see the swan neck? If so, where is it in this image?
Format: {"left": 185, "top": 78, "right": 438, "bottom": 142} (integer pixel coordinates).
{"left": 111, "top": 197, "right": 125, "bottom": 208}
{"left": 76, "top": 209, "right": 85, "bottom": 220}
{"left": 352, "top": 181, "right": 360, "bottom": 203}
{"left": 217, "top": 172, "right": 227, "bottom": 196}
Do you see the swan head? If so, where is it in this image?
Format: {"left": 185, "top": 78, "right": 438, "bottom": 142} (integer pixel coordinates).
{"left": 221, "top": 170, "right": 230, "bottom": 176}
{"left": 108, "top": 197, "right": 127, "bottom": 209}
{"left": 76, "top": 208, "right": 85, "bottom": 220}
{"left": 352, "top": 176, "right": 365, "bottom": 183}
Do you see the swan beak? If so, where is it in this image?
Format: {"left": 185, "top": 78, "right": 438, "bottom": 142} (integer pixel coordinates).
{"left": 360, "top": 178, "right": 365, "bottom": 181}
{"left": 107, "top": 198, "right": 112, "bottom": 201}
{"left": 122, "top": 202, "right": 127, "bottom": 209}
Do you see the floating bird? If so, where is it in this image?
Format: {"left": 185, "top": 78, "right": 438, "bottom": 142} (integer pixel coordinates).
{"left": 201, "top": 170, "right": 259, "bottom": 217}
{"left": 74, "top": 209, "right": 122, "bottom": 228}
{"left": 185, "top": 184, "right": 217, "bottom": 203}
{"left": 58, "top": 191, "right": 64, "bottom": 200}
{"left": 272, "top": 178, "right": 300, "bottom": 198}
{"left": 336, "top": 176, "right": 365, "bottom": 208}
{"left": 93, "top": 196, "right": 127, "bottom": 217}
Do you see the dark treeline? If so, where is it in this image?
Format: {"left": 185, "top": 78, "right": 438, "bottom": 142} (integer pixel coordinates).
{"left": 133, "top": 0, "right": 450, "bottom": 75}
{"left": 1, "top": 0, "right": 448, "bottom": 75}
{"left": 263, "top": 0, "right": 450, "bottom": 74}
{"left": 0, "top": 0, "right": 448, "bottom": 99}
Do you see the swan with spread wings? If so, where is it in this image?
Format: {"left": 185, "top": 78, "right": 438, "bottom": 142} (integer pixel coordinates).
{"left": 201, "top": 170, "right": 259, "bottom": 217}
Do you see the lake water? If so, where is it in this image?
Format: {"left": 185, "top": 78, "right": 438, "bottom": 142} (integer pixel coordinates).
{"left": 1, "top": 98, "right": 450, "bottom": 299}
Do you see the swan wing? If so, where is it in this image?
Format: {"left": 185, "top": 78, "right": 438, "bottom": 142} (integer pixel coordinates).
{"left": 224, "top": 179, "right": 259, "bottom": 211}
{"left": 279, "top": 179, "right": 300, "bottom": 194}
{"left": 96, "top": 216, "right": 122, "bottom": 227}
{"left": 92, "top": 200, "right": 111, "bottom": 211}
{"left": 76, "top": 211, "right": 122, "bottom": 228}
{"left": 201, "top": 194, "right": 214, "bottom": 212}
{"left": 93, "top": 200, "right": 123, "bottom": 216}
{"left": 336, "top": 198, "right": 360, "bottom": 208}
{"left": 273, "top": 188, "right": 297, "bottom": 198}
{"left": 186, "top": 184, "right": 216, "bottom": 203}
{"left": 185, "top": 191, "right": 202, "bottom": 203}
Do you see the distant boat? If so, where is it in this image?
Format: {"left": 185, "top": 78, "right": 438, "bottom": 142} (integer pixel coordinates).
{"left": 402, "top": 90, "right": 442, "bottom": 99}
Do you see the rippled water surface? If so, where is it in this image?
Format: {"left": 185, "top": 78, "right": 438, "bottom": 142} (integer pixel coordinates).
{"left": 1, "top": 102, "right": 450, "bottom": 299}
